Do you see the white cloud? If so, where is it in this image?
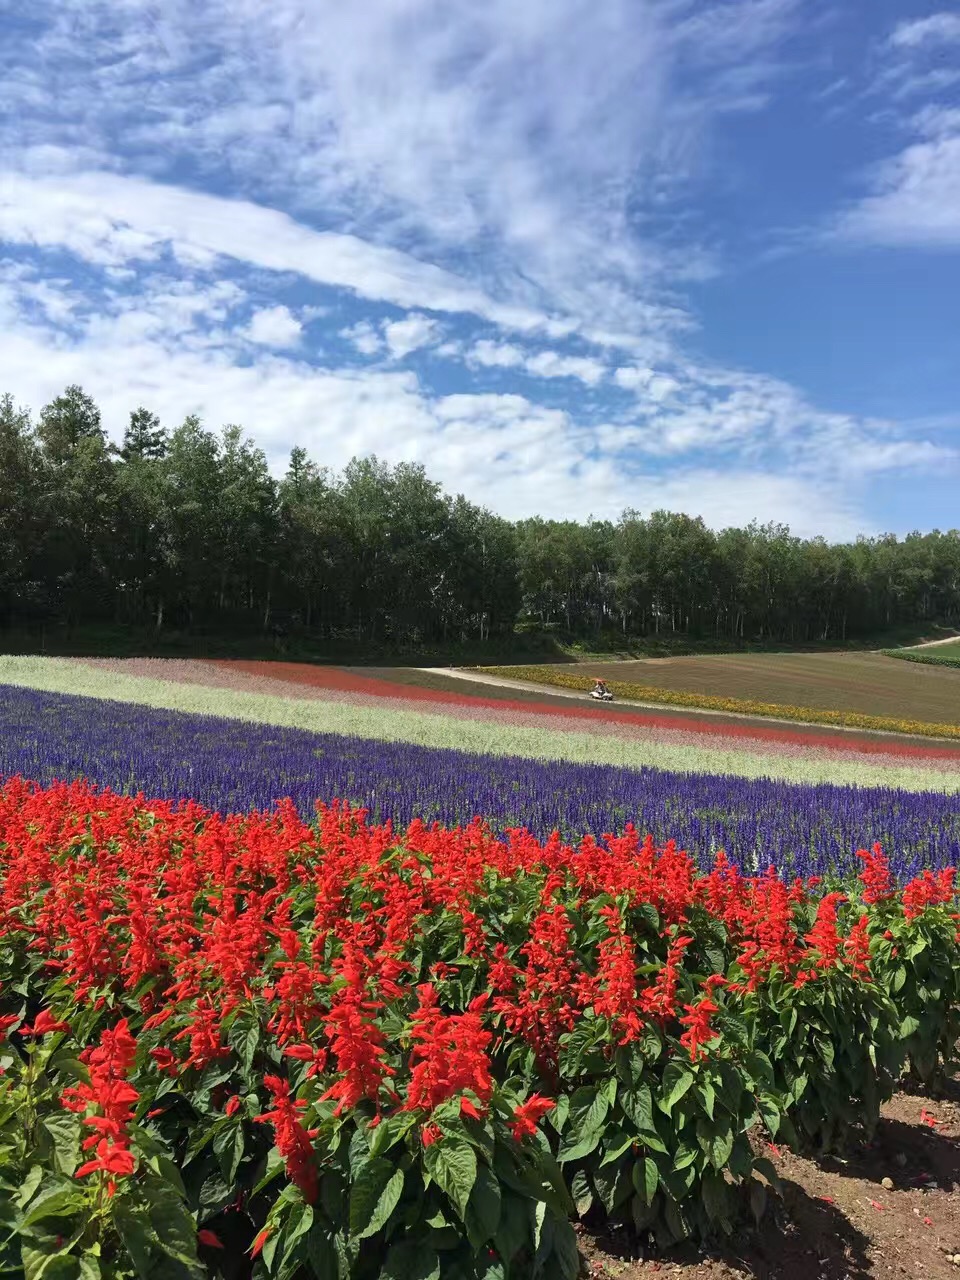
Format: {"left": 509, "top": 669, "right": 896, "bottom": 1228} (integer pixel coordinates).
{"left": 0, "top": 0, "right": 802, "bottom": 341}
{"left": 614, "top": 366, "right": 680, "bottom": 400}
{"left": 245, "top": 304, "right": 302, "bottom": 347}
{"left": 340, "top": 320, "right": 384, "bottom": 356}
{"left": 382, "top": 313, "right": 441, "bottom": 359}
{"left": 834, "top": 130, "right": 960, "bottom": 248}
{"left": 831, "top": 25, "right": 960, "bottom": 250}
{"left": 889, "top": 13, "right": 960, "bottom": 50}
{"left": 468, "top": 339, "right": 606, "bottom": 386}
{"left": 469, "top": 341, "right": 524, "bottom": 370}
{"left": 0, "top": 0, "right": 955, "bottom": 541}
{"left": 1, "top": 262, "right": 952, "bottom": 541}
{"left": 0, "top": 169, "right": 559, "bottom": 336}
{"left": 524, "top": 350, "right": 606, "bottom": 386}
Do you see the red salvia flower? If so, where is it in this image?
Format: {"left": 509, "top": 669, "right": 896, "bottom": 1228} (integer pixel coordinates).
{"left": 403, "top": 985, "right": 493, "bottom": 1115}
{"left": 21, "top": 1008, "right": 70, "bottom": 1036}
{"left": 678, "top": 996, "right": 721, "bottom": 1062}
{"left": 805, "top": 892, "right": 847, "bottom": 968}
{"left": 510, "top": 1094, "right": 556, "bottom": 1140}
{"left": 857, "top": 844, "right": 893, "bottom": 904}
{"left": 254, "top": 1075, "right": 319, "bottom": 1204}
{"left": 63, "top": 1018, "right": 139, "bottom": 1195}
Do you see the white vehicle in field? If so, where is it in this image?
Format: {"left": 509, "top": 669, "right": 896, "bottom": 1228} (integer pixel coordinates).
{"left": 589, "top": 679, "right": 614, "bottom": 702}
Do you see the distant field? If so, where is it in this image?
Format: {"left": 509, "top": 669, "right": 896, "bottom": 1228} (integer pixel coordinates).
{"left": 885, "top": 640, "right": 960, "bottom": 671}
{"left": 486, "top": 651, "right": 960, "bottom": 726}
{"left": 910, "top": 639, "right": 960, "bottom": 656}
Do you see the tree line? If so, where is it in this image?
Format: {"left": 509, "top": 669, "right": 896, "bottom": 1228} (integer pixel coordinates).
{"left": 2, "top": 386, "right": 960, "bottom": 648}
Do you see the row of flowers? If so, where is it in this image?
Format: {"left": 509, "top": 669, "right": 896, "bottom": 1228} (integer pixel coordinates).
{"left": 1, "top": 776, "right": 959, "bottom": 1279}
{"left": 481, "top": 665, "right": 960, "bottom": 741}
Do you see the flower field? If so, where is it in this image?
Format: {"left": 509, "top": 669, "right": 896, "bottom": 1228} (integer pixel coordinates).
{"left": 3, "top": 778, "right": 960, "bottom": 1280}
{"left": 4, "top": 684, "right": 960, "bottom": 877}
{"left": 477, "top": 651, "right": 960, "bottom": 741}
{"left": 3, "top": 658, "right": 960, "bottom": 1278}
{"left": 3, "top": 655, "right": 960, "bottom": 794}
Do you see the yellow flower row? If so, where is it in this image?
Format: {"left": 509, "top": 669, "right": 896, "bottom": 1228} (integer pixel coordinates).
{"left": 475, "top": 666, "right": 960, "bottom": 742}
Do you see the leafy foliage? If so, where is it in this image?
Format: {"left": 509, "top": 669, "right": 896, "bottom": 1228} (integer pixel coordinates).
{"left": 5, "top": 386, "right": 960, "bottom": 647}
{"left": 0, "top": 780, "right": 958, "bottom": 1276}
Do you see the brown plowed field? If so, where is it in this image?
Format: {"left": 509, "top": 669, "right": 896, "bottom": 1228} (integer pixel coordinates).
{"left": 564, "top": 652, "right": 960, "bottom": 725}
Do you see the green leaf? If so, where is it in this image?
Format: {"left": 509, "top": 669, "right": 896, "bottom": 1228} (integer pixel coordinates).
{"left": 424, "top": 1134, "right": 477, "bottom": 1221}
{"left": 466, "top": 1163, "right": 501, "bottom": 1246}
{"left": 198, "top": 1172, "right": 232, "bottom": 1216}
{"left": 631, "top": 1156, "right": 658, "bottom": 1205}
{"left": 707, "top": 1122, "right": 734, "bottom": 1171}
{"left": 549, "top": 1093, "right": 570, "bottom": 1132}
{"left": 663, "top": 1194, "right": 690, "bottom": 1244}
{"left": 16, "top": 1167, "right": 44, "bottom": 1210}
{"left": 750, "top": 1181, "right": 767, "bottom": 1225}
{"left": 620, "top": 1082, "right": 655, "bottom": 1133}
{"left": 290, "top": 1201, "right": 316, "bottom": 1244}
{"left": 19, "top": 1183, "right": 86, "bottom": 1228}
{"left": 635, "top": 902, "right": 660, "bottom": 933}
{"left": 305, "top": 1222, "right": 338, "bottom": 1280}
{"left": 212, "top": 1120, "right": 245, "bottom": 1185}
{"left": 672, "top": 1141, "right": 699, "bottom": 1172}
{"left": 900, "top": 1015, "right": 921, "bottom": 1039}
{"left": 570, "top": 1170, "right": 593, "bottom": 1216}
{"left": 40, "top": 1114, "right": 81, "bottom": 1177}
{"left": 593, "top": 1158, "right": 632, "bottom": 1215}
{"left": 228, "top": 1017, "right": 260, "bottom": 1073}
{"left": 142, "top": 1178, "right": 205, "bottom": 1276}
{"left": 20, "top": 1236, "right": 84, "bottom": 1280}
{"left": 755, "top": 1092, "right": 781, "bottom": 1137}
{"left": 368, "top": 1111, "right": 418, "bottom": 1158}
{"left": 112, "top": 1201, "right": 156, "bottom": 1279}
{"left": 350, "top": 1159, "right": 404, "bottom": 1240}
{"left": 697, "top": 1080, "right": 716, "bottom": 1120}
{"left": 658, "top": 1061, "right": 694, "bottom": 1116}
{"left": 382, "top": 1240, "right": 440, "bottom": 1280}
{"left": 701, "top": 1170, "right": 731, "bottom": 1224}
{"left": 551, "top": 1218, "right": 580, "bottom": 1280}
{"left": 558, "top": 1085, "right": 609, "bottom": 1163}
{"left": 599, "top": 1126, "right": 634, "bottom": 1166}
{"left": 751, "top": 1156, "right": 782, "bottom": 1196}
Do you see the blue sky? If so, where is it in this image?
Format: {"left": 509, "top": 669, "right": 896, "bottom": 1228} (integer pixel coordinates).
{"left": 0, "top": 0, "right": 958, "bottom": 538}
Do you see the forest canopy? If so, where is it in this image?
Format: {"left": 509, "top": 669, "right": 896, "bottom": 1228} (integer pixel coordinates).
{"left": 3, "top": 386, "right": 959, "bottom": 647}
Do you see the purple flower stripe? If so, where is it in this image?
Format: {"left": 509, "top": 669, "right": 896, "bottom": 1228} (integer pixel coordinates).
{"left": 1, "top": 683, "right": 957, "bottom": 882}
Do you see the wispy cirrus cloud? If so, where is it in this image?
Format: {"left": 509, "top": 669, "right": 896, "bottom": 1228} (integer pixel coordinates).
{"left": 831, "top": 14, "right": 960, "bottom": 249}
{"left": 888, "top": 12, "right": 960, "bottom": 50}
{"left": 0, "top": 0, "right": 956, "bottom": 542}
{"left": 0, "top": 0, "right": 804, "bottom": 337}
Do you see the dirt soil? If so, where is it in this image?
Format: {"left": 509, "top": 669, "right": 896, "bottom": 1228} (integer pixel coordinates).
{"left": 564, "top": 654, "right": 960, "bottom": 727}
{"left": 580, "top": 1082, "right": 960, "bottom": 1279}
